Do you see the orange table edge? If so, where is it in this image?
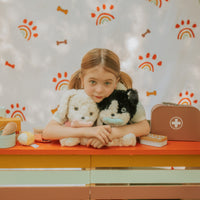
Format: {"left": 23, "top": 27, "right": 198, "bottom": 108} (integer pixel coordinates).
{"left": 0, "top": 140, "right": 200, "bottom": 155}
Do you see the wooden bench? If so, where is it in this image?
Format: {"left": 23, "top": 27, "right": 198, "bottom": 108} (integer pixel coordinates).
{"left": 0, "top": 140, "right": 200, "bottom": 200}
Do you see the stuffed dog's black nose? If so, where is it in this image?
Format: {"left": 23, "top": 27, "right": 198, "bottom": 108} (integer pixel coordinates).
{"left": 81, "top": 117, "right": 85, "bottom": 120}
{"left": 111, "top": 113, "right": 115, "bottom": 117}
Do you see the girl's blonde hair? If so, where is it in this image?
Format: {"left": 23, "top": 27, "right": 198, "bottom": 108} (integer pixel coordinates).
{"left": 68, "top": 48, "right": 132, "bottom": 89}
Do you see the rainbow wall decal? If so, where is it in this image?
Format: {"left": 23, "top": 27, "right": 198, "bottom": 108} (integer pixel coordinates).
{"left": 175, "top": 20, "right": 197, "bottom": 40}
{"left": 138, "top": 53, "right": 162, "bottom": 72}
{"left": 18, "top": 19, "right": 38, "bottom": 41}
{"left": 138, "top": 62, "right": 154, "bottom": 72}
{"left": 91, "top": 4, "right": 115, "bottom": 25}
{"left": 148, "top": 0, "right": 168, "bottom": 8}
{"left": 55, "top": 80, "right": 69, "bottom": 91}
{"left": 10, "top": 111, "right": 26, "bottom": 121}
{"left": 177, "top": 28, "right": 195, "bottom": 39}
{"left": 178, "top": 91, "right": 198, "bottom": 105}
{"left": 6, "top": 103, "right": 26, "bottom": 121}
{"left": 52, "top": 72, "right": 70, "bottom": 91}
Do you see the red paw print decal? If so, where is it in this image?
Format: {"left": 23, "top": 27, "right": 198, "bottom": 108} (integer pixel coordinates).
{"left": 18, "top": 19, "right": 38, "bottom": 41}
{"left": 178, "top": 91, "right": 198, "bottom": 105}
{"left": 138, "top": 53, "right": 162, "bottom": 72}
{"left": 52, "top": 72, "right": 69, "bottom": 91}
{"left": 175, "top": 20, "right": 197, "bottom": 40}
{"left": 6, "top": 103, "right": 26, "bottom": 121}
{"left": 91, "top": 4, "right": 115, "bottom": 26}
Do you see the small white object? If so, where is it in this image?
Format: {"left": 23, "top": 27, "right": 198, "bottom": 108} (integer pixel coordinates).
{"left": 0, "top": 132, "right": 16, "bottom": 148}
{"left": 30, "top": 144, "right": 39, "bottom": 148}
{"left": 17, "top": 132, "right": 35, "bottom": 145}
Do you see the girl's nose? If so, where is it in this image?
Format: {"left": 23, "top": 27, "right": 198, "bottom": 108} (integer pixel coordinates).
{"left": 96, "top": 84, "right": 104, "bottom": 93}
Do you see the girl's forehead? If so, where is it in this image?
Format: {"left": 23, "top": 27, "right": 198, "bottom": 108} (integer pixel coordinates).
{"left": 83, "top": 65, "right": 116, "bottom": 78}
{"left": 84, "top": 68, "right": 116, "bottom": 80}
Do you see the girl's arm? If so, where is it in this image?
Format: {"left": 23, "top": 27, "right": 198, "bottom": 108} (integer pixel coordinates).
{"left": 111, "top": 119, "right": 150, "bottom": 138}
{"left": 87, "top": 119, "right": 150, "bottom": 148}
{"left": 43, "top": 120, "right": 112, "bottom": 145}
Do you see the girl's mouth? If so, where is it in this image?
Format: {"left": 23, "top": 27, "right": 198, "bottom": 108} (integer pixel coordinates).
{"left": 95, "top": 96, "right": 103, "bottom": 99}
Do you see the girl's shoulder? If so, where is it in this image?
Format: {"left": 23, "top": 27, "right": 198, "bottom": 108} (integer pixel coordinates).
{"left": 116, "top": 82, "right": 127, "bottom": 90}
{"left": 131, "top": 101, "right": 146, "bottom": 123}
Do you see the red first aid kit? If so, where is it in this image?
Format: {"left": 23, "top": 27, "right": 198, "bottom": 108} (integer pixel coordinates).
{"left": 150, "top": 103, "right": 200, "bottom": 141}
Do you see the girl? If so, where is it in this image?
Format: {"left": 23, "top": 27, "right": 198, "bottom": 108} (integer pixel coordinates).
{"left": 43, "top": 48, "right": 150, "bottom": 148}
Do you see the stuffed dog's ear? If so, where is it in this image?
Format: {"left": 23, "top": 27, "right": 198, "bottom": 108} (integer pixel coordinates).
{"left": 127, "top": 89, "right": 139, "bottom": 107}
{"left": 55, "top": 89, "right": 78, "bottom": 124}
{"left": 97, "top": 97, "right": 111, "bottom": 111}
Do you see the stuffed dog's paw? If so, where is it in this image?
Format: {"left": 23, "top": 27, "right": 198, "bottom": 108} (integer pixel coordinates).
{"left": 80, "top": 138, "right": 89, "bottom": 146}
{"left": 121, "top": 133, "right": 136, "bottom": 146}
{"left": 108, "top": 133, "right": 136, "bottom": 147}
{"left": 60, "top": 138, "right": 80, "bottom": 147}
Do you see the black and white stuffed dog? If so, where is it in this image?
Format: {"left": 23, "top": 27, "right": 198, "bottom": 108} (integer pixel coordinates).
{"left": 97, "top": 89, "right": 139, "bottom": 146}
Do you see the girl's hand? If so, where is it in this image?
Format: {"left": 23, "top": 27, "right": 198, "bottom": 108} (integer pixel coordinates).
{"left": 71, "top": 120, "right": 93, "bottom": 128}
{"left": 87, "top": 125, "right": 112, "bottom": 145}
{"left": 87, "top": 138, "right": 104, "bottom": 149}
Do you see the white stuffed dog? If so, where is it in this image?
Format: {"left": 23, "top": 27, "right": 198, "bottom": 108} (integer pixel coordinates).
{"left": 55, "top": 89, "right": 99, "bottom": 146}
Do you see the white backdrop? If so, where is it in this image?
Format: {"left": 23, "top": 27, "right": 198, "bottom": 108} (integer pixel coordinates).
{"left": 0, "top": 0, "right": 200, "bottom": 131}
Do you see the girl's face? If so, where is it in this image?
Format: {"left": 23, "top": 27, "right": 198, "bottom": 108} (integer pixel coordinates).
{"left": 81, "top": 65, "right": 119, "bottom": 103}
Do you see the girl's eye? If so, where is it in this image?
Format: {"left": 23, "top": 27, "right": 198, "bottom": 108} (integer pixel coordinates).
{"left": 74, "top": 107, "right": 79, "bottom": 111}
{"left": 90, "top": 112, "right": 93, "bottom": 116}
{"left": 121, "top": 107, "right": 127, "bottom": 113}
{"left": 105, "top": 82, "right": 111, "bottom": 86}
{"left": 89, "top": 80, "right": 96, "bottom": 85}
